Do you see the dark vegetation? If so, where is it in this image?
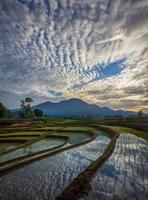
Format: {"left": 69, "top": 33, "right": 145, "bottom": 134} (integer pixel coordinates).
{"left": 0, "top": 103, "right": 13, "bottom": 119}
{"left": 98, "top": 116, "right": 148, "bottom": 132}
{"left": 19, "top": 97, "right": 34, "bottom": 118}
{"left": 33, "top": 109, "right": 43, "bottom": 118}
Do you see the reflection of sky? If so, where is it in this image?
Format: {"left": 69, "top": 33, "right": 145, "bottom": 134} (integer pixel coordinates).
{"left": 0, "top": 130, "right": 110, "bottom": 199}
{"left": 88, "top": 134, "right": 148, "bottom": 199}
{"left": 101, "top": 164, "right": 120, "bottom": 178}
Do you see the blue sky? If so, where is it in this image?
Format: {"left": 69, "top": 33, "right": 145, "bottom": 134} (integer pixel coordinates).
{"left": 0, "top": 0, "right": 148, "bottom": 111}
{"left": 100, "top": 59, "right": 126, "bottom": 78}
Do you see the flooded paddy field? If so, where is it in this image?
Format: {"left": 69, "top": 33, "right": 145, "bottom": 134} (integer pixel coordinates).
{"left": 0, "top": 143, "right": 21, "bottom": 154}
{"left": 0, "top": 138, "right": 65, "bottom": 164}
{"left": 51, "top": 131, "right": 90, "bottom": 144}
{"left": 86, "top": 134, "right": 148, "bottom": 200}
{"left": 0, "top": 130, "right": 110, "bottom": 200}
{"left": 0, "top": 131, "right": 47, "bottom": 159}
{"left": 0, "top": 124, "right": 147, "bottom": 200}
{"left": 0, "top": 130, "right": 91, "bottom": 164}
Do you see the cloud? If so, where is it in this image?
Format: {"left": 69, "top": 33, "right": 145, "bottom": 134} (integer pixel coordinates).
{"left": 48, "top": 89, "right": 63, "bottom": 97}
{"left": 0, "top": 0, "right": 148, "bottom": 111}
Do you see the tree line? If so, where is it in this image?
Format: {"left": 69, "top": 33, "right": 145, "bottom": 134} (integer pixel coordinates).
{"left": 0, "top": 97, "right": 43, "bottom": 119}
{"left": 0, "top": 97, "right": 144, "bottom": 119}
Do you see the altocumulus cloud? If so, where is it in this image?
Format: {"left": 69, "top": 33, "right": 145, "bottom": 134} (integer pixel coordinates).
{"left": 0, "top": 0, "right": 148, "bottom": 111}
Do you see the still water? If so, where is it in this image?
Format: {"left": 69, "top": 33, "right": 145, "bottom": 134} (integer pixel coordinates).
{"left": 86, "top": 134, "right": 148, "bottom": 200}
{"left": 0, "top": 131, "right": 110, "bottom": 200}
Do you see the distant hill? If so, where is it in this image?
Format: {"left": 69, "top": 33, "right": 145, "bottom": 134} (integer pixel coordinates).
{"left": 27, "top": 98, "right": 136, "bottom": 117}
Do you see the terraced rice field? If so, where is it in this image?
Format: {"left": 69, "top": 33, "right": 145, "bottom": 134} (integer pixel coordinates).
{"left": 0, "top": 130, "right": 91, "bottom": 164}
{"left": 86, "top": 134, "right": 148, "bottom": 200}
{"left": 0, "top": 131, "right": 46, "bottom": 155}
{"left": 0, "top": 125, "right": 147, "bottom": 200}
{"left": 52, "top": 132, "right": 90, "bottom": 144}
{"left": 0, "top": 138, "right": 65, "bottom": 164}
{"left": 0, "top": 131, "right": 110, "bottom": 200}
{"left": 0, "top": 143, "right": 20, "bottom": 153}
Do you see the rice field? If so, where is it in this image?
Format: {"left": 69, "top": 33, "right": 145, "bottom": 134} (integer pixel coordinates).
{"left": 0, "top": 124, "right": 147, "bottom": 200}
{"left": 0, "top": 138, "right": 65, "bottom": 164}
{"left": 0, "top": 131, "right": 110, "bottom": 200}
{"left": 86, "top": 133, "right": 148, "bottom": 200}
{"left": 0, "top": 143, "right": 20, "bottom": 154}
{"left": 0, "top": 130, "right": 92, "bottom": 164}
{"left": 51, "top": 132, "right": 90, "bottom": 144}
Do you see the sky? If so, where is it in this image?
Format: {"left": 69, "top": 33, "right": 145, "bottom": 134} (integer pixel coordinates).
{"left": 0, "top": 0, "right": 148, "bottom": 111}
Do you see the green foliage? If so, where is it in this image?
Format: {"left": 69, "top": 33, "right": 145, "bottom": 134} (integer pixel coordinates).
{"left": 0, "top": 102, "right": 13, "bottom": 119}
{"left": 33, "top": 109, "right": 43, "bottom": 118}
{"left": 19, "top": 111, "right": 24, "bottom": 118}
{"left": 0, "top": 102, "right": 6, "bottom": 118}
{"left": 25, "top": 97, "right": 33, "bottom": 103}
{"left": 5, "top": 110, "right": 13, "bottom": 119}
{"left": 20, "top": 97, "right": 34, "bottom": 118}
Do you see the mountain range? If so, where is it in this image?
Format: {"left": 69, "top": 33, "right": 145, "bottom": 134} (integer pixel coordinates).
{"left": 30, "top": 98, "right": 136, "bottom": 117}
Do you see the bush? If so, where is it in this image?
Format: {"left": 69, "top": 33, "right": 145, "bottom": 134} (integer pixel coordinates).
{"left": 33, "top": 109, "right": 43, "bottom": 118}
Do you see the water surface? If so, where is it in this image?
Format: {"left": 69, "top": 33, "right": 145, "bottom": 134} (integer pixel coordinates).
{"left": 0, "top": 138, "right": 64, "bottom": 164}
{"left": 0, "top": 130, "right": 110, "bottom": 200}
{"left": 86, "top": 134, "right": 148, "bottom": 200}
{"left": 0, "top": 143, "right": 20, "bottom": 154}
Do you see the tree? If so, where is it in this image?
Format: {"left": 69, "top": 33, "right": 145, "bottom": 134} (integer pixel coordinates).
{"left": 20, "top": 97, "right": 33, "bottom": 118}
{"left": 137, "top": 110, "right": 143, "bottom": 117}
{"left": 0, "top": 102, "right": 13, "bottom": 118}
{"left": 33, "top": 109, "right": 43, "bottom": 118}
{"left": 25, "top": 97, "right": 33, "bottom": 105}
{"left": 5, "top": 110, "right": 13, "bottom": 119}
{"left": 0, "top": 102, "right": 7, "bottom": 118}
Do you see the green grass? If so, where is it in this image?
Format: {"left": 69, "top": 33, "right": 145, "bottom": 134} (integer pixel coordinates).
{"left": 0, "top": 136, "right": 36, "bottom": 141}
{"left": 30, "top": 127, "right": 62, "bottom": 131}
{"left": 0, "top": 131, "right": 45, "bottom": 136}
{"left": 102, "top": 125, "right": 148, "bottom": 140}
{"left": 31, "top": 126, "right": 96, "bottom": 131}
{"left": 55, "top": 119, "right": 79, "bottom": 124}
{"left": 0, "top": 126, "right": 96, "bottom": 142}
{"left": 35, "top": 118, "right": 80, "bottom": 126}
{"left": 61, "top": 127, "right": 96, "bottom": 131}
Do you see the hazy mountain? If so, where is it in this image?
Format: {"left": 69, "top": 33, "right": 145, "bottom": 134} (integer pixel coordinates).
{"left": 30, "top": 98, "right": 136, "bottom": 117}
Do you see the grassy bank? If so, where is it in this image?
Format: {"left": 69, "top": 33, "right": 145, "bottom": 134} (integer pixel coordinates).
{"left": 102, "top": 125, "right": 148, "bottom": 140}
